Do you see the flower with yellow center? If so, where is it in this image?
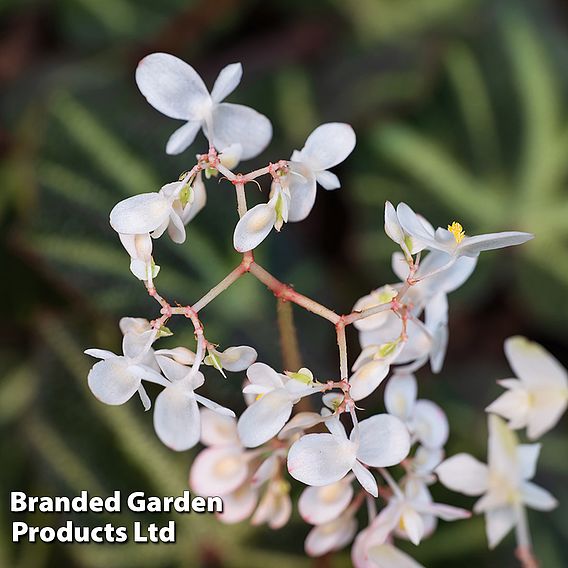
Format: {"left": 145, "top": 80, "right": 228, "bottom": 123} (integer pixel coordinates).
{"left": 447, "top": 221, "right": 465, "bottom": 244}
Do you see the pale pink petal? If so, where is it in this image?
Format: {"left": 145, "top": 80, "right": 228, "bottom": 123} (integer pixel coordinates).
{"left": 305, "top": 514, "right": 357, "bottom": 557}
{"left": 299, "top": 479, "right": 354, "bottom": 525}
{"left": 200, "top": 407, "right": 240, "bottom": 446}
{"left": 216, "top": 484, "right": 258, "bottom": 524}
{"left": 189, "top": 446, "right": 249, "bottom": 495}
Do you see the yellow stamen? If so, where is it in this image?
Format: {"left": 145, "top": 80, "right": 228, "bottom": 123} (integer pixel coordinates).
{"left": 447, "top": 221, "right": 465, "bottom": 244}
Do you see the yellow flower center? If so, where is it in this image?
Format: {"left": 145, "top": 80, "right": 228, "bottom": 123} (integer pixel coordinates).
{"left": 447, "top": 221, "right": 465, "bottom": 244}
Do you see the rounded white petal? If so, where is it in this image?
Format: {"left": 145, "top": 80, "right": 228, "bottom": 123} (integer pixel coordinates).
{"left": 435, "top": 453, "right": 489, "bottom": 496}
{"left": 200, "top": 407, "right": 240, "bottom": 446}
{"left": 216, "top": 484, "right": 258, "bottom": 524}
{"left": 210, "top": 102, "right": 272, "bottom": 160}
{"left": 189, "top": 446, "right": 248, "bottom": 495}
{"left": 352, "top": 461, "right": 378, "bottom": 497}
{"left": 526, "top": 393, "right": 568, "bottom": 440}
{"left": 413, "top": 399, "right": 449, "bottom": 449}
{"left": 315, "top": 170, "right": 341, "bottom": 190}
{"left": 305, "top": 514, "right": 358, "bottom": 557}
{"left": 246, "top": 362, "right": 285, "bottom": 389}
{"left": 88, "top": 358, "right": 141, "bottom": 405}
{"left": 233, "top": 201, "right": 277, "bottom": 252}
{"left": 357, "top": 414, "right": 411, "bottom": 467}
{"left": 135, "top": 53, "right": 210, "bottom": 121}
{"left": 211, "top": 63, "right": 242, "bottom": 103}
{"left": 119, "top": 317, "right": 152, "bottom": 335}
{"left": 286, "top": 165, "right": 317, "bottom": 222}
{"left": 219, "top": 346, "right": 258, "bottom": 372}
{"left": 165, "top": 120, "right": 201, "bottom": 155}
{"left": 385, "top": 373, "right": 417, "bottom": 421}
{"left": 301, "top": 123, "right": 356, "bottom": 170}
{"left": 237, "top": 389, "right": 293, "bottom": 448}
{"left": 299, "top": 480, "right": 354, "bottom": 525}
{"left": 153, "top": 383, "right": 200, "bottom": 451}
{"left": 288, "top": 433, "right": 357, "bottom": 486}
{"left": 349, "top": 360, "right": 390, "bottom": 402}
{"left": 110, "top": 193, "right": 171, "bottom": 235}
{"left": 352, "top": 288, "right": 398, "bottom": 332}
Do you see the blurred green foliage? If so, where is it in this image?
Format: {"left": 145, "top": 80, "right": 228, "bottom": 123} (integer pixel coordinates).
{"left": 1, "top": 0, "right": 567, "bottom": 566}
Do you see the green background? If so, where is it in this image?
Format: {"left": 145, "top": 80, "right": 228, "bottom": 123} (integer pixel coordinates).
{"left": 1, "top": 0, "right": 567, "bottom": 566}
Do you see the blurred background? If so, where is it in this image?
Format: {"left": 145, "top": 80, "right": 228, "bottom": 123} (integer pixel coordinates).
{"left": 1, "top": 0, "right": 567, "bottom": 566}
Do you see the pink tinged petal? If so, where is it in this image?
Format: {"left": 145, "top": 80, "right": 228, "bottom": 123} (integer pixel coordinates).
{"left": 435, "top": 453, "right": 489, "bottom": 496}
{"left": 153, "top": 383, "right": 200, "bottom": 451}
{"left": 400, "top": 507, "right": 424, "bottom": 545}
{"left": 219, "top": 346, "right": 258, "bottom": 372}
{"left": 287, "top": 433, "right": 357, "bottom": 486}
{"left": 349, "top": 360, "right": 390, "bottom": 401}
{"left": 233, "top": 201, "right": 277, "bottom": 252}
{"left": 216, "top": 484, "right": 258, "bottom": 524}
{"left": 315, "top": 170, "right": 340, "bottom": 190}
{"left": 200, "top": 408, "right": 240, "bottom": 446}
{"left": 357, "top": 414, "right": 411, "bottom": 467}
{"left": 165, "top": 120, "right": 201, "bottom": 155}
{"left": 413, "top": 400, "right": 449, "bottom": 449}
{"left": 505, "top": 336, "right": 568, "bottom": 390}
{"left": 352, "top": 461, "right": 378, "bottom": 497}
{"left": 367, "top": 543, "right": 425, "bottom": 568}
{"left": 135, "top": 53, "right": 210, "bottom": 121}
{"left": 520, "top": 481, "right": 558, "bottom": 511}
{"left": 385, "top": 373, "right": 417, "bottom": 421}
{"left": 286, "top": 165, "right": 317, "bottom": 222}
{"left": 485, "top": 507, "right": 516, "bottom": 549}
{"left": 305, "top": 514, "right": 358, "bottom": 557}
{"left": 299, "top": 480, "right": 354, "bottom": 525}
{"left": 210, "top": 63, "right": 242, "bottom": 103}
{"left": 459, "top": 232, "right": 534, "bottom": 257}
{"left": 88, "top": 358, "right": 140, "bottom": 405}
{"left": 301, "top": 123, "right": 356, "bottom": 170}
{"left": 110, "top": 193, "right": 171, "bottom": 235}
{"left": 210, "top": 102, "right": 272, "bottom": 160}
{"left": 189, "top": 446, "right": 248, "bottom": 495}
{"left": 84, "top": 348, "right": 117, "bottom": 360}
{"left": 237, "top": 389, "right": 293, "bottom": 447}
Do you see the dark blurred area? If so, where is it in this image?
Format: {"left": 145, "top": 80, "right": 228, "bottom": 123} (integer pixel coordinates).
{"left": 1, "top": 0, "right": 567, "bottom": 566}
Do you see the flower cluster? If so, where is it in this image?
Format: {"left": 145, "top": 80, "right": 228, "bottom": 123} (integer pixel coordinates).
{"left": 83, "top": 53, "right": 563, "bottom": 567}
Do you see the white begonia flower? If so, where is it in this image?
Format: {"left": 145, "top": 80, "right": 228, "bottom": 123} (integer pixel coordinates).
{"left": 153, "top": 354, "right": 235, "bottom": 451}
{"left": 204, "top": 344, "right": 258, "bottom": 377}
{"left": 237, "top": 363, "right": 323, "bottom": 448}
{"left": 251, "top": 479, "right": 293, "bottom": 530}
{"left": 288, "top": 414, "right": 410, "bottom": 497}
{"left": 385, "top": 373, "right": 449, "bottom": 449}
{"left": 85, "top": 332, "right": 168, "bottom": 410}
{"left": 299, "top": 476, "right": 354, "bottom": 525}
{"left": 486, "top": 336, "right": 568, "bottom": 440}
{"left": 436, "top": 414, "right": 558, "bottom": 549}
{"left": 232, "top": 122, "right": 355, "bottom": 252}
{"left": 136, "top": 53, "right": 272, "bottom": 158}
{"left": 305, "top": 509, "right": 358, "bottom": 557}
{"left": 391, "top": 202, "right": 533, "bottom": 259}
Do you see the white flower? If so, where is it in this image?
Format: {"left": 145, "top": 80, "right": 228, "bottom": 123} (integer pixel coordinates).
{"left": 153, "top": 354, "right": 234, "bottom": 451}
{"left": 385, "top": 373, "right": 449, "bottom": 449}
{"left": 352, "top": 529, "right": 424, "bottom": 568}
{"left": 390, "top": 202, "right": 533, "bottom": 258}
{"left": 436, "top": 414, "right": 557, "bottom": 549}
{"left": 232, "top": 123, "right": 355, "bottom": 252}
{"left": 486, "top": 336, "right": 568, "bottom": 439}
{"left": 136, "top": 53, "right": 272, "bottom": 157}
{"left": 299, "top": 476, "right": 354, "bottom": 525}
{"left": 237, "top": 363, "right": 322, "bottom": 448}
{"left": 204, "top": 344, "right": 258, "bottom": 377}
{"left": 305, "top": 510, "right": 358, "bottom": 557}
{"left": 287, "top": 415, "right": 410, "bottom": 497}
{"left": 118, "top": 233, "right": 159, "bottom": 282}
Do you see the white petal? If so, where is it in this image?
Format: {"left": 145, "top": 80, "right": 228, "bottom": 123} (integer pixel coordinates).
{"left": 517, "top": 443, "right": 540, "bottom": 480}
{"left": 352, "top": 461, "right": 378, "bottom": 497}
{"left": 135, "top": 53, "right": 210, "bottom": 121}
{"left": 485, "top": 507, "right": 516, "bottom": 549}
{"left": 526, "top": 394, "right": 568, "bottom": 440}
{"left": 251, "top": 455, "right": 278, "bottom": 487}
{"left": 211, "top": 63, "right": 242, "bottom": 103}
{"left": 305, "top": 514, "right": 357, "bottom": 557}
{"left": 287, "top": 433, "right": 357, "bottom": 486}
{"left": 357, "top": 414, "right": 411, "bottom": 467}
{"left": 84, "top": 348, "right": 116, "bottom": 360}
{"left": 210, "top": 102, "right": 272, "bottom": 160}
{"left": 278, "top": 411, "right": 325, "bottom": 439}
{"left": 194, "top": 394, "right": 235, "bottom": 417}
{"left": 233, "top": 201, "right": 277, "bottom": 252}
{"left": 435, "top": 454, "right": 489, "bottom": 496}
{"left": 422, "top": 502, "right": 471, "bottom": 521}
{"left": 459, "top": 232, "right": 533, "bottom": 257}
{"left": 181, "top": 172, "right": 207, "bottom": 224}
{"left": 396, "top": 203, "right": 437, "bottom": 252}
{"left": 367, "top": 543, "right": 424, "bottom": 568}
{"left": 119, "top": 317, "right": 151, "bottom": 335}
{"left": 384, "top": 373, "right": 417, "bottom": 421}
{"left": 385, "top": 201, "right": 406, "bottom": 248}
{"left": 219, "top": 346, "right": 258, "bottom": 372}
{"left": 246, "top": 362, "right": 285, "bottom": 389}
{"left": 155, "top": 347, "right": 196, "bottom": 366}
{"left": 165, "top": 120, "right": 201, "bottom": 155}
{"left": 413, "top": 399, "right": 449, "bottom": 449}
{"left": 352, "top": 287, "right": 398, "bottom": 332}
{"left": 110, "top": 193, "right": 171, "bottom": 235}
{"left": 189, "top": 446, "right": 248, "bottom": 495}
{"left": 286, "top": 164, "right": 317, "bottom": 222}
{"left": 400, "top": 507, "right": 424, "bottom": 545}
{"left": 298, "top": 479, "right": 354, "bottom": 525}
{"left": 200, "top": 407, "right": 240, "bottom": 446}
{"left": 485, "top": 388, "right": 529, "bottom": 429}
{"left": 88, "top": 358, "right": 140, "bottom": 405}
{"left": 156, "top": 354, "right": 190, "bottom": 382}
{"left": 315, "top": 170, "right": 341, "bottom": 190}
{"left": 488, "top": 414, "right": 519, "bottom": 475}
{"left": 216, "top": 484, "right": 258, "bottom": 524}
{"left": 301, "top": 123, "right": 356, "bottom": 170}
{"left": 237, "top": 389, "right": 293, "bottom": 447}
{"left": 349, "top": 360, "right": 390, "bottom": 401}
{"left": 520, "top": 481, "right": 558, "bottom": 511}
{"left": 153, "top": 383, "right": 200, "bottom": 451}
